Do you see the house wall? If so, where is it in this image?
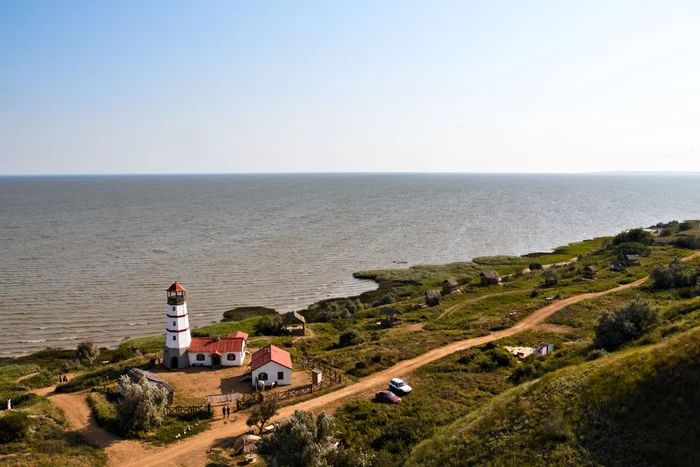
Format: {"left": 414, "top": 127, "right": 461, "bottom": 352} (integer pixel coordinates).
{"left": 222, "top": 351, "right": 245, "bottom": 367}
{"left": 252, "top": 361, "right": 292, "bottom": 387}
{"left": 188, "top": 352, "right": 213, "bottom": 367}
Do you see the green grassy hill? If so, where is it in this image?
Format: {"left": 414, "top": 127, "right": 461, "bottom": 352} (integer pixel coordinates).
{"left": 406, "top": 327, "right": 700, "bottom": 466}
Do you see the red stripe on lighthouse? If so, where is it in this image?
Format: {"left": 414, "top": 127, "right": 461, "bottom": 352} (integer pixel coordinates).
{"left": 166, "top": 327, "right": 191, "bottom": 333}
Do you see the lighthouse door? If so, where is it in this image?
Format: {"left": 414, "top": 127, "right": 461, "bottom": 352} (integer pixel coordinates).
{"left": 171, "top": 357, "right": 179, "bottom": 369}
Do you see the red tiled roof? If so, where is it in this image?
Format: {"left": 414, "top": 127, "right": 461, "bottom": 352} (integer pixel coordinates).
{"left": 188, "top": 336, "right": 244, "bottom": 353}
{"left": 167, "top": 282, "right": 186, "bottom": 292}
{"left": 250, "top": 345, "right": 292, "bottom": 371}
{"left": 227, "top": 331, "right": 249, "bottom": 340}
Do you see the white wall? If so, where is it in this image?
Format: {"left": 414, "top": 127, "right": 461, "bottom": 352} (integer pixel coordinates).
{"left": 252, "top": 361, "right": 292, "bottom": 387}
{"left": 222, "top": 351, "right": 245, "bottom": 367}
{"left": 188, "top": 352, "right": 212, "bottom": 367}
{"left": 165, "top": 302, "right": 191, "bottom": 350}
{"left": 187, "top": 350, "right": 245, "bottom": 367}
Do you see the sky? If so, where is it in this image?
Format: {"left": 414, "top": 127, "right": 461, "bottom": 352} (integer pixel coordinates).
{"left": 1, "top": 1, "right": 699, "bottom": 175}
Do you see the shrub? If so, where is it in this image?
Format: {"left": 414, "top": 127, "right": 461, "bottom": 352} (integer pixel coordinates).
{"left": 612, "top": 228, "right": 654, "bottom": 246}
{"left": 672, "top": 235, "right": 700, "bottom": 250}
{"left": 594, "top": 297, "right": 660, "bottom": 351}
{"left": 372, "top": 419, "right": 427, "bottom": 455}
{"left": 116, "top": 375, "right": 168, "bottom": 433}
{"left": 372, "top": 294, "right": 395, "bottom": 307}
{"left": 76, "top": 342, "right": 100, "bottom": 365}
{"left": 0, "top": 411, "right": 31, "bottom": 443}
{"left": 614, "top": 242, "right": 652, "bottom": 258}
{"left": 651, "top": 259, "right": 700, "bottom": 290}
{"left": 529, "top": 262, "right": 543, "bottom": 270}
{"left": 246, "top": 400, "right": 279, "bottom": 435}
{"left": 254, "top": 315, "right": 290, "bottom": 336}
{"left": 338, "top": 329, "right": 364, "bottom": 348}
{"left": 586, "top": 348, "right": 609, "bottom": 361}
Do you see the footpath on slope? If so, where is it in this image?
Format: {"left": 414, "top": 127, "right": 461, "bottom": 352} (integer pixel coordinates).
{"left": 105, "top": 251, "right": 700, "bottom": 466}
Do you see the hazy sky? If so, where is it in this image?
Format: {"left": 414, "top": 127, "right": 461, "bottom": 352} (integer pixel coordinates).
{"left": 1, "top": 1, "right": 699, "bottom": 174}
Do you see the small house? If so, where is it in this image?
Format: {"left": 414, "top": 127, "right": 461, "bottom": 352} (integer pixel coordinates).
{"left": 543, "top": 270, "right": 559, "bottom": 286}
{"left": 187, "top": 332, "right": 248, "bottom": 367}
{"left": 480, "top": 271, "right": 500, "bottom": 286}
{"left": 250, "top": 345, "right": 292, "bottom": 388}
{"left": 120, "top": 368, "right": 175, "bottom": 405}
{"left": 442, "top": 278, "right": 459, "bottom": 295}
{"left": 625, "top": 254, "right": 641, "bottom": 266}
{"left": 581, "top": 265, "right": 598, "bottom": 279}
{"left": 284, "top": 311, "right": 306, "bottom": 336}
{"left": 610, "top": 260, "right": 625, "bottom": 272}
{"left": 533, "top": 343, "right": 554, "bottom": 355}
{"left": 425, "top": 290, "right": 441, "bottom": 306}
{"left": 380, "top": 307, "right": 403, "bottom": 328}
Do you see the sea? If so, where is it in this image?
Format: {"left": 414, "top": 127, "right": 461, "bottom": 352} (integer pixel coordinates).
{"left": 1, "top": 173, "right": 699, "bottom": 358}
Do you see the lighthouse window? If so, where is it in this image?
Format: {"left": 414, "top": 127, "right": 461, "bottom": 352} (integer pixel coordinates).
{"left": 227, "top": 354, "right": 236, "bottom": 361}
{"left": 172, "top": 336, "right": 176, "bottom": 341}
{"left": 172, "top": 307, "right": 176, "bottom": 311}
{"left": 196, "top": 354, "right": 205, "bottom": 361}
{"left": 172, "top": 321, "right": 176, "bottom": 326}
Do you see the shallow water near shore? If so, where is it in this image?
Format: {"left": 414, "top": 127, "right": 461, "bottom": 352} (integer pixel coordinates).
{"left": 1, "top": 173, "right": 699, "bottom": 357}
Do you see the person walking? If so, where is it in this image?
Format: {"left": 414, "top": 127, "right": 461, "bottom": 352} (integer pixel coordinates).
{"left": 221, "top": 406, "right": 226, "bottom": 419}
{"left": 226, "top": 406, "right": 231, "bottom": 419}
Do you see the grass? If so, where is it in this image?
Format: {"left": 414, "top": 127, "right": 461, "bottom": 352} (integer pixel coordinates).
{"left": 406, "top": 326, "right": 700, "bottom": 466}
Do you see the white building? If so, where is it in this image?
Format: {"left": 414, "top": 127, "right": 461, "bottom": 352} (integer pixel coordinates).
{"left": 162, "top": 282, "right": 248, "bottom": 369}
{"left": 250, "top": 344, "right": 293, "bottom": 387}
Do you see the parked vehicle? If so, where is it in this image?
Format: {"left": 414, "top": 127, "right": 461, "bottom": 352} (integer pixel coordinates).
{"left": 389, "top": 378, "right": 412, "bottom": 395}
{"left": 375, "top": 390, "right": 401, "bottom": 404}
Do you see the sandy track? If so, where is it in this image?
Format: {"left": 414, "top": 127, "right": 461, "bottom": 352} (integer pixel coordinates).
{"left": 117, "top": 275, "right": 659, "bottom": 466}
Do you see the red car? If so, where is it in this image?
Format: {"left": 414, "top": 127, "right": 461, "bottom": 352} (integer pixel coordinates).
{"left": 375, "top": 390, "right": 401, "bottom": 404}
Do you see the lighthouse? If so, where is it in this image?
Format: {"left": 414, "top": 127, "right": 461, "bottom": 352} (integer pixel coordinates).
{"left": 163, "top": 282, "right": 192, "bottom": 369}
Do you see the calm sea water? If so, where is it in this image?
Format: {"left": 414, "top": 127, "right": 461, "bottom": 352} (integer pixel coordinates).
{"left": 1, "top": 173, "right": 698, "bottom": 357}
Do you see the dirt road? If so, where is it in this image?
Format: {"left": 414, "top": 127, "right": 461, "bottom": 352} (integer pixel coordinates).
{"left": 116, "top": 273, "right": 661, "bottom": 466}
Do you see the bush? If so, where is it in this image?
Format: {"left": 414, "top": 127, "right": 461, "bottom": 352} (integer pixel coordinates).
{"left": 529, "top": 262, "right": 543, "bottom": 270}
{"left": 585, "top": 348, "right": 609, "bottom": 361}
{"left": 0, "top": 411, "right": 31, "bottom": 443}
{"left": 76, "top": 342, "right": 100, "bottom": 365}
{"left": 614, "top": 242, "right": 652, "bottom": 258}
{"left": 651, "top": 260, "right": 700, "bottom": 290}
{"left": 612, "top": 228, "right": 654, "bottom": 246}
{"left": 672, "top": 235, "right": 700, "bottom": 250}
{"left": 372, "top": 294, "right": 395, "bottom": 308}
{"left": 594, "top": 297, "right": 660, "bottom": 351}
{"left": 372, "top": 419, "right": 427, "bottom": 455}
{"left": 116, "top": 375, "right": 168, "bottom": 433}
{"left": 338, "top": 329, "right": 364, "bottom": 348}
{"left": 254, "top": 315, "right": 290, "bottom": 336}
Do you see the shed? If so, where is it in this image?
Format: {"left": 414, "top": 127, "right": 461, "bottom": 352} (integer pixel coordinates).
{"left": 380, "top": 307, "right": 403, "bottom": 328}
{"left": 610, "top": 260, "right": 625, "bottom": 272}
{"left": 581, "top": 265, "right": 598, "bottom": 279}
{"left": 120, "top": 368, "right": 175, "bottom": 405}
{"left": 480, "top": 271, "right": 500, "bottom": 286}
{"left": 250, "top": 345, "right": 293, "bottom": 387}
{"left": 425, "top": 290, "right": 441, "bottom": 307}
{"left": 625, "top": 255, "right": 641, "bottom": 266}
{"left": 543, "top": 270, "right": 559, "bottom": 286}
{"left": 284, "top": 311, "right": 306, "bottom": 336}
{"left": 442, "top": 278, "right": 459, "bottom": 295}
{"left": 533, "top": 343, "right": 554, "bottom": 355}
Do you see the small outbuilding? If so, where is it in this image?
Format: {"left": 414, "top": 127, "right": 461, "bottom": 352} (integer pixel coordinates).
{"left": 442, "top": 278, "right": 459, "bottom": 295}
{"left": 380, "top": 307, "right": 403, "bottom": 328}
{"left": 610, "top": 260, "right": 625, "bottom": 272}
{"left": 250, "top": 345, "right": 292, "bottom": 388}
{"left": 543, "top": 270, "right": 559, "bottom": 286}
{"left": 120, "top": 368, "right": 175, "bottom": 405}
{"left": 625, "top": 254, "right": 641, "bottom": 266}
{"left": 425, "top": 290, "right": 441, "bottom": 306}
{"left": 480, "top": 271, "right": 500, "bottom": 286}
{"left": 284, "top": 311, "right": 306, "bottom": 336}
{"left": 533, "top": 343, "right": 554, "bottom": 355}
{"left": 581, "top": 265, "right": 598, "bottom": 279}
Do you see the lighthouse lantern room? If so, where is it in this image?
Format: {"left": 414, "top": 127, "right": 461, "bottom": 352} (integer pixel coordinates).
{"left": 163, "top": 282, "right": 192, "bottom": 369}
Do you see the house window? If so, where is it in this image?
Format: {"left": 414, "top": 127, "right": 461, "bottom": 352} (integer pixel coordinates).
{"left": 258, "top": 372, "right": 268, "bottom": 381}
{"left": 196, "top": 354, "right": 205, "bottom": 361}
{"left": 277, "top": 371, "right": 284, "bottom": 380}
{"left": 227, "top": 354, "right": 236, "bottom": 361}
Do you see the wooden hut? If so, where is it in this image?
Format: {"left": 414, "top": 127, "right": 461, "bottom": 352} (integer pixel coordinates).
{"left": 480, "top": 271, "right": 500, "bottom": 286}
{"left": 284, "top": 311, "right": 306, "bottom": 336}
{"left": 380, "top": 307, "right": 403, "bottom": 328}
{"left": 624, "top": 255, "right": 641, "bottom": 266}
{"left": 442, "top": 278, "right": 459, "bottom": 295}
{"left": 543, "top": 270, "right": 559, "bottom": 286}
{"left": 581, "top": 265, "right": 598, "bottom": 279}
{"left": 610, "top": 260, "right": 625, "bottom": 272}
{"left": 425, "top": 290, "right": 441, "bottom": 307}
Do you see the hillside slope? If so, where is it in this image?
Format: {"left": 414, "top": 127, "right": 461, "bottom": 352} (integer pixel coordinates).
{"left": 406, "top": 327, "right": 700, "bottom": 466}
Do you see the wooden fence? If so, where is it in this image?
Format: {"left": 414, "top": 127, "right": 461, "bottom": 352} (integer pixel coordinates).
{"left": 236, "top": 357, "right": 342, "bottom": 411}
{"left": 166, "top": 405, "right": 211, "bottom": 417}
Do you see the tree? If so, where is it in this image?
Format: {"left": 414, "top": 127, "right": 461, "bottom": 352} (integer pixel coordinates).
{"left": 76, "top": 341, "right": 100, "bottom": 365}
{"left": 338, "top": 329, "right": 364, "bottom": 347}
{"left": 116, "top": 375, "right": 168, "bottom": 433}
{"left": 246, "top": 399, "right": 279, "bottom": 435}
{"left": 594, "top": 297, "right": 660, "bottom": 351}
{"left": 254, "top": 316, "right": 290, "bottom": 336}
{"left": 612, "top": 228, "right": 654, "bottom": 246}
{"left": 258, "top": 410, "right": 372, "bottom": 467}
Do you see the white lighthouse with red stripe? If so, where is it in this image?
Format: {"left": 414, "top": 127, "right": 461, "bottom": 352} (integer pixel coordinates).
{"left": 163, "top": 282, "right": 192, "bottom": 369}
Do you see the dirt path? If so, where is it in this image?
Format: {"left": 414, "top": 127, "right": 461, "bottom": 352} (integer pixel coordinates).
{"left": 116, "top": 276, "right": 656, "bottom": 466}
